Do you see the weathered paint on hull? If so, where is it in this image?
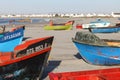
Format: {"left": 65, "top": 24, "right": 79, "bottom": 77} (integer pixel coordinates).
{"left": 0, "top": 51, "right": 50, "bottom": 80}
{"left": 73, "top": 41, "right": 120, "bottom": 65}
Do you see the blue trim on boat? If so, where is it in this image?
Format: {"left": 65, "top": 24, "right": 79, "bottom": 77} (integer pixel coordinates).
{"left": 89, "top": 26, "right": 120, "bottom": 33}
{"left": 0, "top": 27, "right": 24, "bottom": 52}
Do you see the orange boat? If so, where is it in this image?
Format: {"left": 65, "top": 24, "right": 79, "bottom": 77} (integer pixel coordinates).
{"left": 0, "top": 36, "right": 54, "bottom": 80}
{"left": 49, "top": 68, "right": 120, "bottom": 80}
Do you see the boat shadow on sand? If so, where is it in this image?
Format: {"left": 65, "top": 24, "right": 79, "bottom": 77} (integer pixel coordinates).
{"left": 42, "top": 60, "right": 61, "bottom": 79}
{"left": 22, "top": 37, "right": 31, "bottom": 41}
{"left": 74, "top": 52, "right": 83, "bottom": 59}
{"left": 74, "top": 52, "right": 91, "bottom": 64}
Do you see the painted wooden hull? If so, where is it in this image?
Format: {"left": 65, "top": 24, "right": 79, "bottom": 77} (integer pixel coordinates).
{"left": 76, "top": 24, "right": 82, "bottom": 29}
{"left": 89, "top": 26, "right": 120, "bottom": 33}
{"left": 72, "top": 31, "right": 120, "bottom": 65}
{"left": 82, "top": 23, "right": 110, "bottom": 29}
{"left": 0, "top": 26, "right": 25, "bottom": 52}
{"left": 44, "top": 25, "right": 72, "bottom": 30}
{"left": 49, "top": 68, "right": 120, "bottom": 80}
{"left": 15, "top": 18, "right": 32, "bottom": 23}
{"left": 0, "top": 36, "right": 54, "bottom": 80}
{"left": 82, "top": 19, "right": 110, "bottom": 29}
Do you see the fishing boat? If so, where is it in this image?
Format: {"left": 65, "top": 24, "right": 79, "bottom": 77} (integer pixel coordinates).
{"left": 0, "top": 25, "right": 25, "bottom": 52}
{"left": 0, "top": 36, "right": 54, "bottom": 80}
{"left": 0, "top": 19, "right": 10, "bottom": 25}
{"left": 15, "top": 18, "right": 32, "bottom": 23}
{"left": 89, "top": 26, "right": 120, "bottom": 33}
{"left": 44, "top": 20, "right": 74, "bottom": 30}
{"left": 76, "top": 24, "right": 82, "bottom": 29}
{"left": 72, "top": 31, "right": 120, "bottom": 65}
{"left": 49, "top": 67, "right": 120, "bottom": 80}
{"left": 80, "top": 19, "right": 110, "bottom": 29}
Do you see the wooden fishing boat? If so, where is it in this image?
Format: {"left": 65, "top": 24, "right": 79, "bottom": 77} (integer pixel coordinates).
{"left": 80, "top": 19, "right": 110, "bottom": 29}
{"left": 49, "top": 67, "right": 120, "bottom": 80}
{"left": 0, "top": 19, "right": 10, "bottom": 25}
{"left": 0, "top": 36, "right": 54, "bottom": 80}
{"left": 0, "top": 25, "right": 25, "bottom": 52}
{"left": 44, "top": 20, "right": 74, "bottom": 30}
{"left": 76, "top": 24, "right": 82, "bottom": 29}
{"left": 44, "top": 25, "right": 72, "bottom": 30}
{"left": 72, "top": 31, "right": 120, "bottom": 65}
{"left": 15, "top": 18, "right": 32, "bottom": 23}
{"left": 89, "top": 26, "right": 120, "bottom": 33}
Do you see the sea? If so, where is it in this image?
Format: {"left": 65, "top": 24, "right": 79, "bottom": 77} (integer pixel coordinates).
{"left": 0, "top": 18, "right": 50, "bottom": 26}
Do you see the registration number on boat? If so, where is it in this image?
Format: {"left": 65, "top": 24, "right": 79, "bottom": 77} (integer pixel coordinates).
{"left": 26, "top": 43, "right": 50, "bottom": 54}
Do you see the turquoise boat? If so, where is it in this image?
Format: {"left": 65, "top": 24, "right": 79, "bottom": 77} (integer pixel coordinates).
{"left": 82, "top": 19, "right": 110, "bottom": 29}
{"left": 0, "top": 26, "right": 25, "bottom": 52}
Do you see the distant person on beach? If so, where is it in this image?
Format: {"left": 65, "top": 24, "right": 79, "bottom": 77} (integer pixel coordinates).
{"left": 49, "top": 20, "right": 53, "bottom": 26}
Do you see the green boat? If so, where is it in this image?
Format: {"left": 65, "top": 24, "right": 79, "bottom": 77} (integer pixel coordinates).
{"left": 44, "top": 25, "right": 72, "bottom": 30}
{"left": 44, "top": 20, "right": 74, "bottom": 30}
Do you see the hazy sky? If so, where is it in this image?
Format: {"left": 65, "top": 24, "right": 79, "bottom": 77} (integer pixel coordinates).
{"left": 0, "top": 0, "right": 120, "bottom": 14}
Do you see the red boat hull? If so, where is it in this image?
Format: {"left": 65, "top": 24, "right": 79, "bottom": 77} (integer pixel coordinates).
{"left": 76, "top": 24, "right": 82, "bottom": 29}
{"left": 49, "top": 68, "right": 120, "bottom": 80}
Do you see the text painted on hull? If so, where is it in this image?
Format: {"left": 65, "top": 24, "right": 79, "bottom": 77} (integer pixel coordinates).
{"left": 26, "top": 43, "right": 51, "bottom": 54}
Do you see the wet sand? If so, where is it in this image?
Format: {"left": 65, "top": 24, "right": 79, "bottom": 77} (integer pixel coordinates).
{"left": 6, "top": 17, "right": 120, "bottom": 80}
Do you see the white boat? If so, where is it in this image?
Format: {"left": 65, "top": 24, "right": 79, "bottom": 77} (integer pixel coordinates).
{"left": 82, "top": 19, "right": 110, "bottom": 29}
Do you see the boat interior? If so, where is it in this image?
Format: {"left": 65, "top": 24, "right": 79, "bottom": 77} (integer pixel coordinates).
{"left": 74, "top": 31, "right": 120, "bottom": 47}
{"left": 104, "top": 39, "right": 120, "bottom": 46}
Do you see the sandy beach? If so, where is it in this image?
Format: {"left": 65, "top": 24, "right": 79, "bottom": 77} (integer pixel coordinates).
{"left": 6, "top": 17, "right": 120, "bottom": 80}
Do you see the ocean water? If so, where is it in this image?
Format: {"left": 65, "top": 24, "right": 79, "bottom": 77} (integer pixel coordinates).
{"left": 0, "top": 18, "right": 50, "bottom": 25}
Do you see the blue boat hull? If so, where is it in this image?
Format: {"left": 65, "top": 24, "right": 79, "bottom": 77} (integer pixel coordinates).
{"left": 89, "top": 27, "right": 120, "bottom": 33}
{"left": 73, "top": 41, "right": 120, "bottom": 65}
{"left": 72, "top": 31, "right": 120, "bottom": 65}
{"left": 0, "top": 27, "right": 24, "bottom": 52}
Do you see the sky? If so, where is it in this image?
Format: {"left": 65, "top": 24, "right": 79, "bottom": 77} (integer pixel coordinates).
{"left": 0, "top": 0, "right": 120, "bottom": 14}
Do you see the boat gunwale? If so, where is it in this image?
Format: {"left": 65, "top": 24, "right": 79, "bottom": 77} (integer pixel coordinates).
{"left": 0, "top": 47, "right": 51, "bottom": 66}
{"left": 89, "top": 26, "right": 120, "bottom": 29}
{"left": 49, "top": 68, "right": 120, "bottom": 80}
{"left": 72, "top": 38, "right": 120, "bottom": 47}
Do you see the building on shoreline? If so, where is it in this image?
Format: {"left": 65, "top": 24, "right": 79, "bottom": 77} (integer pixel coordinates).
{"left": 111, "top": 12, "right": 120, "bottom": 17}
{"left": 0, "top": 12, "right": 119, "bottom": 18}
